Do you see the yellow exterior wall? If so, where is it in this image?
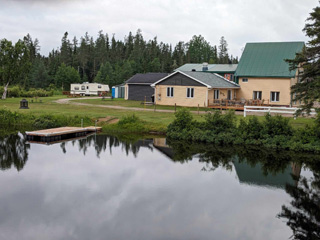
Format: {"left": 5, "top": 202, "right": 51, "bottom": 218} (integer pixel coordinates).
{"left": 124, "top": 84, "right": 128, "bottom": 100}
{"left": 154, "top": 85, "right": 208, "bottom": 107}
{"left": 207, "top": 89, "right": 238, "bottom": 101}
{"left": 237, "top": 77, "right": 293, "bottom": 105}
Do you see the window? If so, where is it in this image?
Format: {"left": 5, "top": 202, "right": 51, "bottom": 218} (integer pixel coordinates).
{"left": 242, "top": 78, "right": 248, "bottom": 83}
{"left": 167, "top": 87, "right": 174, "bottom": 97}
{"left": 227, "top": 90, "right": 232, "bottom": 100}
{"left": 74, "top": 87, "right": 79, "bottom": 90}
{"left": 253, "top": 91, "right": 262, "bottom": 100}
{"left": 98, "top": 85, "right": 102, "bottom": 89}
{"left": 214, "top": 90, "right": 220, "bottom": 99}
{"left": 270, "top": 92, "right": 280, "bottom": 102}
{"left": 81, "top": 86, "right": 85, "bottom": 90}
{"left": 86, "top": 86, "right": 89, "bottom": 89}
{"left": 186, "top": 88, "right": 194, "bottom": 98}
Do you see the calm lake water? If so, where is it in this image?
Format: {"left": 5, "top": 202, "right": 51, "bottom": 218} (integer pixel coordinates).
{"left": 0, "top": 133, "right": 319, "bottom": 240}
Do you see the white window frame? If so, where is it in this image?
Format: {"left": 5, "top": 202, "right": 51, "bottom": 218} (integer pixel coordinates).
{"left": 74, "top": 87, "right": 79, "bottom": 90}
{"left": 98, "top": 85, "right": 102, "bottom": 89}
{"left": 253, "top": 91, "right": 262, "bottom": 100}
{"left": 186, "top": 88, "right": 194, "bottom": 98}
{"left": 167, "top": 87, "right": 174, "bottom": 97}
{"left": 214, "top": 90, "right": 220, "bottom": 100}
{"left": 81, "top": 86, "right": 85, "bottom": 90}
{"left": 270, "top": 91, "right": 280, "bottom": 102}
{"left": 242, "top": 78, "right": 248, "bottom": 83}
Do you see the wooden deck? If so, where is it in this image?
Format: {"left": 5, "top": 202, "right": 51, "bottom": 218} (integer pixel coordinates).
{"left": 208, "top": 99, "right": 270, "bottom": 111}
{"left": 26, "top": 126, "right": 102, "bottom": 142}
{"left": 27, "top": 133, "right": 96, "bottom": 145}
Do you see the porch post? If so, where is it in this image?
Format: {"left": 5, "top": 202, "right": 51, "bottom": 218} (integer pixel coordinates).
{"left": 206, "top": 88, "right": 209, "bottom": 107}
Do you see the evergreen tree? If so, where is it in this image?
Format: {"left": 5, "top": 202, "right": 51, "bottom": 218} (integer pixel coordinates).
{"left": 186, "top": 35, "right": 215, "bottom": 63}
{"left": 288, "top": 4, "right": 320, "bottom": 114}
{"left": 218, "top": 36, "right": 229, "bottom": 64}
{"left": 28, "top": 58, "right": 50, "bottom": 89}
{"left": 60, "top": 32, "right": 73, "bottom": 66}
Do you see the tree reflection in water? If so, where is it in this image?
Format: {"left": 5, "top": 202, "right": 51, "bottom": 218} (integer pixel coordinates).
{"left": 278, "top": 166, "right": 320, "bottom": 240}
{"left": 0, "top": 133, "right": 30, "bottom": 171}
{"left": 0, "top": 132, "right": 319, "bottom": 238}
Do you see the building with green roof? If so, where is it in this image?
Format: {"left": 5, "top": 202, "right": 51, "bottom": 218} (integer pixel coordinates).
{"left": 235, "top": 41, "right": 304, "bottom": 106}
{"left": 175, "top": 63, "right": 238, "bottom": 81}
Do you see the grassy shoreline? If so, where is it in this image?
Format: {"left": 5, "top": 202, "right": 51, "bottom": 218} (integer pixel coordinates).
{"left": 0, "top": 95, "right": 317, "bottom": 135}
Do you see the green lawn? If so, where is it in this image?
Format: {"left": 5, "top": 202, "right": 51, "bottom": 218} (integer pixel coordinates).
{"left": 0, "top": 96, "right": 316, "bottom": 130}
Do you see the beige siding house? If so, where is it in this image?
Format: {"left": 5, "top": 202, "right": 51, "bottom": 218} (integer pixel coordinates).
{"left": 234, "top": 42, "right": 304, "bottom": 106}
{"left": 151, "top": 71, "right": 240, "bottom": 107}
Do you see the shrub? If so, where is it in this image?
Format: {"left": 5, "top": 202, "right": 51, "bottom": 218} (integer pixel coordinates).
{"left": 167, "top": 108, "right": 194, "bottom": 133}
{"left": 263, "top": 114, "right": 293, "bottom": 137}
{"left": 203, "top": 110, "right": 236, "bottom": 134}
{"left": 115, "top": 114, "right": 147, "bottom": 133}
{"left": 7, "top": 86, "right": 21, "bottom": 97}
{"left": 238, "top": 116, "right": 264, "bottom": 140}
{"left": 0, "top": 109, "right": 25, "bottom": 125}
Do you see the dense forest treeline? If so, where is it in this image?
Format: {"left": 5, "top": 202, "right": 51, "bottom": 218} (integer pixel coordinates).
{"left": 0, "top": 30, "right": 238, "bottom": 94}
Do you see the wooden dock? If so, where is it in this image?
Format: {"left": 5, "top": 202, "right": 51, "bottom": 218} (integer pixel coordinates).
{"left": 26, "top": 126, "right": 102, "bottom": 142}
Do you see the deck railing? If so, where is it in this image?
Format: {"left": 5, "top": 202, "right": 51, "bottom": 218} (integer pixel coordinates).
{"left": 208, "top": 99, "right": 269, "bottom": 109}
{"left": 244, "top": 106, "right": 317, "bottom": 118}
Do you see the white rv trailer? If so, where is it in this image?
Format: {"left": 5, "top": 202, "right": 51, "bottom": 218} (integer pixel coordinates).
{"left": 70, "top": 82, "right": 110, "bottom": 96}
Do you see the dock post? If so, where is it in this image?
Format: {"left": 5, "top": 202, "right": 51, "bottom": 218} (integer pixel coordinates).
{"left": 244, "top": 106, "right": 246, "bottom": 117}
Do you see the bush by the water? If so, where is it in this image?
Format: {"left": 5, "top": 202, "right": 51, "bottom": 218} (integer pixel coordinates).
{"left": 115, "top": 114, "right": 147, "bottom": 132}
{"left": 167, "top": 109, "right": 320, "bottom": 152}
{"left": 103, "top": 114, "right": 164, "bottom": 134}
{"left": 0, "top": 109, "right": 92, "bottom": 129}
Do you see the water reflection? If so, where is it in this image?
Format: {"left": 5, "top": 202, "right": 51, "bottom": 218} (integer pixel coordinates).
{"left": 0, "top": 133, "right": 319, "bottom": 240}
{"left": 278, "top": 165, "right": 320, "bottom": 239}
{"left": 0, "top": 132, "right": 30, "bottom": 171}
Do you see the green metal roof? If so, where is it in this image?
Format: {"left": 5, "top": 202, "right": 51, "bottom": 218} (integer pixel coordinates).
{"left": 233, "top": 158, "right": 295, "bottom": 189}
{"left": 180, "top": 71, "right": 240, "bottom": 88}
{"left": 235, "top": 42, "right": 304, "bottom": 78}
{"left": 175, "top": 64, "right": 238, "bottom": 73}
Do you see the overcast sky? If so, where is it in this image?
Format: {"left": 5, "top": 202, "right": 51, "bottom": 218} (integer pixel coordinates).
{"left": 0, "top": 0, "right": 318, "bottom": 58}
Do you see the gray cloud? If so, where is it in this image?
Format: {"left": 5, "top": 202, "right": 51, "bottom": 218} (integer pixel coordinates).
{"left": 0, "top": 0, "right": 318, "bottom": 58}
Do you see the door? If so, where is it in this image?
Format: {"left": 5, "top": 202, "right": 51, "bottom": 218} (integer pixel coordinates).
{"left": 86, "top": 86, "right": 90, "bottom": 95}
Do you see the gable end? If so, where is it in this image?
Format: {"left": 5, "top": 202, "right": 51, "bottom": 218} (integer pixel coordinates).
{"left": 157, "top": 72, "right": 206, "bottom": 87}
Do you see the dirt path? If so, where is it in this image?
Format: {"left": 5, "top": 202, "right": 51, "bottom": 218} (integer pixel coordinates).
{"left": 54, "top": 97, "right": 261, "bottom": 116}
{"left": 54, "top": 97, "right": 200, "bottom": 113}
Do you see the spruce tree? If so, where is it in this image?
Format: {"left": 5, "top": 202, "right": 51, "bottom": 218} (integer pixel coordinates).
{"left": 289, "top": 4, "right": 320, "bottom": 114}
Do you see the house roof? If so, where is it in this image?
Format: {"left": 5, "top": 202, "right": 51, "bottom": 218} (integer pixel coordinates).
{"left": 126, "top": 73, "right": 169, "bottom": 84}
{"left": 233, "top": 159, "right": 295, "bottom": 189}
{"left": 152, "top": 71, "right": 240, "bottom": 89}
{"left": 175, "top": 64, "right": 238, "bottom": 73}
{"left": 235, "top": 41, "right": 304, "bottom": 78}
